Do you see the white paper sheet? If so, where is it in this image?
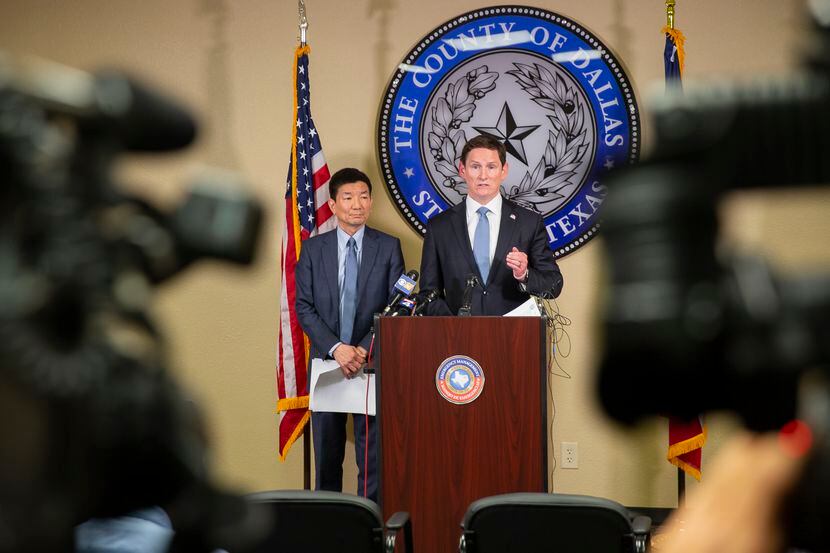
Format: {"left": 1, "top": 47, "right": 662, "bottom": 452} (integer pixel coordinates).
{"left": 504, "top": 297, "right": 542, "bottom": 317}
{"left": 309, "top": 358, "right": 376, "bottom": 415}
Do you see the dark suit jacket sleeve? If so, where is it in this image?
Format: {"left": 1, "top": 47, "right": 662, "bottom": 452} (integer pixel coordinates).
{"left": 356, "top": 237, "right": 405, "bottom": 352}
{"left": 419, "top": 223, "right": 453, "bottom": 316}
{"left": 524, "top": 214, "right": 564, "bottom": 297}
{"left": 295, "top": 243, "right": 340, "bottom": 357}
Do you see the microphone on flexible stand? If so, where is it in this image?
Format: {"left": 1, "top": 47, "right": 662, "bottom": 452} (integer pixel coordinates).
{"left": 411, "top": 289, "right": 439, "bottom": 316}
{"left": 381, "top": 270, "right": 419, "bottom": 316}
{"left": 457, "top": 274, "right": 480, "bottom": 316}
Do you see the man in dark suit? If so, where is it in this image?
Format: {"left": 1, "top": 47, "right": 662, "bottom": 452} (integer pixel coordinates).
{"left": 420, "top": 135, "right": 563, "bottom": 315}
{"left": 295, "top": 168, "right": 404, "bottom": 503}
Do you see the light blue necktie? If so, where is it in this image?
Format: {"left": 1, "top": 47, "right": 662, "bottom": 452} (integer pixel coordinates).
{"left": 340, "top": 237, "right": 358, "bottom": 344}
{"left": 473, "top": 206, "right": 490, "bottom": 283}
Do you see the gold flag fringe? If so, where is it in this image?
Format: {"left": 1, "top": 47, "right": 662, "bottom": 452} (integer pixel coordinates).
{"left": 661, "top": 26, "right": 686, "bottom": 76}
{"left": 275, "top": 403, "right": 310, "bottom": 462}
{"left": 667, "top": 425, "right": 707, "bottom": 481}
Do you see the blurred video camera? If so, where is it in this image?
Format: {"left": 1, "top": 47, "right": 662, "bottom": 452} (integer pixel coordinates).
{"left": 0, "top": 55, "right": 265, "bottom": 551}
{"left": 597, "top": 2, "right": 830, "bottom": 550}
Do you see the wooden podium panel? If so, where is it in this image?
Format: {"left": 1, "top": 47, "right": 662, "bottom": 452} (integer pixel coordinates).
{"left": 376, "top": 316, "right": 547, "bottom": 552}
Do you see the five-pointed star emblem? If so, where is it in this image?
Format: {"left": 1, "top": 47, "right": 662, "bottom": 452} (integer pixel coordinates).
{"left": 473, "top": 102, "right": 540, "bottom": 165}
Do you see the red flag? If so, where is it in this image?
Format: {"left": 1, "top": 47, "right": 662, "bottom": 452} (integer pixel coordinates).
{"left": 662, "top": 24, "right": 706, "bottom": 479}
{"left": 668, "top": 416, "right": 706, "bottom": 480}
{"left": 276, "top": 45, "right": 335, "bottom": 460}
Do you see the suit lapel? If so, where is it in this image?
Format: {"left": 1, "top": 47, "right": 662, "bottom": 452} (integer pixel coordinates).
{"left": 490, "top": 199, "right": 518, "bottom": 286}
{"left": 357, "top": 227, "right": 379, "bottom": 303}
{"left": 450, "top": 203, "right": 481, "bottom": 280}
{"left": 320, "top": 230, "right": 340, "bottom": 314}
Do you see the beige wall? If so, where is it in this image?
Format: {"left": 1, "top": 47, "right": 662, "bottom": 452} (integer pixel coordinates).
{"left": 3, "top": 0, "right": 828, "bottom": 508}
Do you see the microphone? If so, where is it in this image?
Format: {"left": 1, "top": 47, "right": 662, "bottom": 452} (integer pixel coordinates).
{"left": 457, "top": 274, "right": 479, "bottom": 317}
{"left": 412, "top": 289, "right": 439, "bottom": 316}
{"left": 390, "top": 296, "right": 417, "bottom": 317}
{"left": 381, "top": 270, "right": 419, "bottom": 315}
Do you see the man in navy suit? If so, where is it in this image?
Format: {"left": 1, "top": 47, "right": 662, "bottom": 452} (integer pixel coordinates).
{"left": 420, "top": 135, "right": 563, "bottom": 315}
{"left": 295, "top": 167, "right": 404, "bottom": 503}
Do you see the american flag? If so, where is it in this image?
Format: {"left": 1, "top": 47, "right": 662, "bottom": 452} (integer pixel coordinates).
{"left": 277, "top": 45, "right": 335, "bottom": 460}
{"left": 662, "top": 23, "right": 706, "bottom": 480}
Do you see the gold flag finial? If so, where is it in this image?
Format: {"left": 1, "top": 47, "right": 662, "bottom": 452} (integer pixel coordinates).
{"left": 298, "top": 0, "right": 308, "bottom": 45}
{"left": 666, "top": 0, "right": 676, "bottom": 30}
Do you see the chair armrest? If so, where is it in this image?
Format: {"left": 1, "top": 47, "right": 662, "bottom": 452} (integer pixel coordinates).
{"left": 384, "top": 511, "right": 413, "bottom": 553}
{"left": 386, "top": 511, "right": 410, "bottom": 530}
{"left": 631, "top": 515, "right": 652, "bottom": 553}
{"left": 631, "top": 515, "right": 651, "bottom": 535}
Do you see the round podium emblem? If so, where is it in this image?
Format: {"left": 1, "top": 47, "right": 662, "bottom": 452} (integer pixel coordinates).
{"left": 436, "top": 355, "right": 485, "bottom": 405}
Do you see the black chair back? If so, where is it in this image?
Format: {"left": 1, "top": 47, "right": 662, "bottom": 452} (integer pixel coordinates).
{"left": 460, "top": 492, "right": 650, "bottom": 553}
{"left": 247, "top": 490, "right": 384, "bottom": 552}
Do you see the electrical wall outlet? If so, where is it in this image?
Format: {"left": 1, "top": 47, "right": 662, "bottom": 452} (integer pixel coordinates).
{"left": 561, "top": 441, "right": 578, "bottom": 469}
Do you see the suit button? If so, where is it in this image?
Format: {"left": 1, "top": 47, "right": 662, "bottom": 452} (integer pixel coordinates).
{"left": 483, "top": 291, "right": 487, "bottom": 295}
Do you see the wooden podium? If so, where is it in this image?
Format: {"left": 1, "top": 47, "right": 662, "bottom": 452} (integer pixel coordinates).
{"left": 375, "top": 316, "right": 548, "bottom": 552}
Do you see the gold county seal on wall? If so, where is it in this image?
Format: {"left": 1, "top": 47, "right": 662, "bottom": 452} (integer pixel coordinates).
{"left": 377, "top": 6, "right": 640, "bottom": 258}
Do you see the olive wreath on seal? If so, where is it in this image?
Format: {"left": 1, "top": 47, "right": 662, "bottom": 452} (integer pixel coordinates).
{"left": 427, "top": 65, "right": 499, "bottom": 195}
{"left": 427, "top": 62, "right": 589, "bottom": 213}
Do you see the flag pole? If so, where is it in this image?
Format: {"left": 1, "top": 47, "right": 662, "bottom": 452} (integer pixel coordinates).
{"left": 298, "top": 0, "right": 308, "bottom": 47}
{"left": 666, "top": 0, "right": 675, "bottom": 30}
{"left": 298, "top": 0, "right": 311, "bottom": 491}
{"left": 666, "top": 0, "right": 686, "bottom": 505}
